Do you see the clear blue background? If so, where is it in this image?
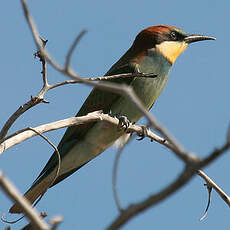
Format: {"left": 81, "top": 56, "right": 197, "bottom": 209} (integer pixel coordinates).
{"left": 1, "top": 0, "right": 230, "bottom": 229}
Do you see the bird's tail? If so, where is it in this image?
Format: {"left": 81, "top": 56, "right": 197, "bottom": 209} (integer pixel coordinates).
{"left": 9, "top": 175, "right": 52, "bottom": 214}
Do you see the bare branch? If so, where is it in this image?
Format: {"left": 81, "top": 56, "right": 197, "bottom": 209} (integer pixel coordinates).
{"left": 198, "top": 166, "right": 230, "bottom": 220}
{"left": 0, "top": 111, "right": 114, "bottom": 155}
{"left": 21, "top": 212, "right": 47, "bottom": 230}
{"left": 21, "top": 0, "right": 62, "bottom": 73}
{"left": 0, "top": 98, "right": 44, "bottom": 140}
{"left": 108, "top": 140, "right": 230, "bottom": 229}
{"left": 112, "top": 137, "right": 133, "bottom": 212}
{"left": 1, "top": 111, "right": 230, "bottom": 212}
{"left": 49, "top": 216, "right": 63, "bottom": 230}
{"left": 34, "top": 37, "right": 49, "bottom": 89}
{"left": 48, "top": 73, "right": 157, "bottom": 90}
{"left": 200, "top": 139, "right": 230, "bottom": 168}
{"left": 0, "top": 112, "right": 185, "bottom": 156}
{"left": 197, "top": 170, "right": 230, "bottom": 207}
{"left": 107, "top": 166, "right": 195, "bottom": 230}
{"left": 0, "top": 35, "right": 49, "bottom": 140}
{"left": 0, "top": 60, "right": 155, "bottom": 141}
{"left": 0, "top": 172, "right": 49, "bottom": 230}
{"left": 65, "top": 29, "right": 87, "bottom": 70}
{"left": 199, "top": 183, "right": 212, "bottom": 221}
{"left": 26, "top": 128, "right": 61, "bottom": 210}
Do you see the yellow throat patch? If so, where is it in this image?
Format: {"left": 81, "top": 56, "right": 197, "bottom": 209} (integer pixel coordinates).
{"left": 156, "top": 41, "right": 188, "bottom": 64}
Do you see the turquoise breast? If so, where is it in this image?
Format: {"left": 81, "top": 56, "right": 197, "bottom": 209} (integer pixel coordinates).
{"left": 110, "top": 49, "right": 172, "bottom": 122}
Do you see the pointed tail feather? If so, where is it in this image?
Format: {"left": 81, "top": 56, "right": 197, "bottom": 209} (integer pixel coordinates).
{"left": 9, "top": 176, "right": 52, "bottom": 214}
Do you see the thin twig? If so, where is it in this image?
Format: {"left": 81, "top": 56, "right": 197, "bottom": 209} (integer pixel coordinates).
{"left": 1, "top": 111, "right": 230, "bottom": 209}
{"left": 0, "top": 112, "right": 179, "bottom": 155}
{"left": 199, "top": 140, "right": 230, "bottom": 168}
{"left": 199, "top": 184, "right": 212, "bottom": 221}
{"left": 122, "top": 89, "right": 197, "bottom": 164}
{"left": 107, "top": 166, "right": 196, "bottom": 230}
{"left": 0, "top": 65, "right": 156, "bottom": 141}
{"left": 0, "top": 172, "right": 49, "bottom": 230}
{"left": 49, "top": 73, "right": 157, "bottom": 90}
{"left": 0, "top": 67, "right": 155, "bottom": 141}
{"left": 34, "top": 36, "right": 49, "bottom": 88}
{"left": 197, "top": 170, "right": 230, "bottom": 207}
{"left": 21, "top": 212, "right": 47, "bottom": 230}
{"left": 0, "top": 98, "right": 42, "bottom": 140}
{"left": 49, "top": 216, "right": 63, "bottom": 230}
{"left": 108, "top": 141, "right": 230, "bottom": 229}
{"left": 65, "top": 29, "right": 87, "bottom": 70}
{"left": 0, "top": 36, "right": 49, "bottom": 140}
{"left": 0, "top": 112, "right": 116, "bottom": 154}
{"left": 113, "top": 147, "right": 124, "bottom": 212}
{"left": 2, "top": 112, "right": 229, "bottom": 211}
{"left": 27, "top": 128, "right": 61, "bottom": 209}
{"left": 112, "top": 136, "right": 133, "bottom": 212}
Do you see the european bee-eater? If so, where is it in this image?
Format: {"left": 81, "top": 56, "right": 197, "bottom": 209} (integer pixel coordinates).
{"left": 10, "top": 25, "right": 215, "bottom": 213}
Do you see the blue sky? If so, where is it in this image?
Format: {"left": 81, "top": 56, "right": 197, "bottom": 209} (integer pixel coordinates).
{"left": 1, "top": 0, "right": 230, "bottom": 229}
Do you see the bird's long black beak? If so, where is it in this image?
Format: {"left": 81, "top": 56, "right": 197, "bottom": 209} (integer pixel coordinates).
{"left": 184, "top": 34, "right": 216, "bottom": 44}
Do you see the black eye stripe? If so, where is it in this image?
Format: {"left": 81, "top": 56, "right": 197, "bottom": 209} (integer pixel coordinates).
{"left": 170, "top": 31, "right": 177, "bottom": 40}
{"left": 168, "top": 30, "right": 186, "bottom": 42}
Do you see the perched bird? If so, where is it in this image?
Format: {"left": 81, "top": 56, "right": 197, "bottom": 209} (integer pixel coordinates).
{"left": 10, "top": 25, "right": 215, "bottom": 213}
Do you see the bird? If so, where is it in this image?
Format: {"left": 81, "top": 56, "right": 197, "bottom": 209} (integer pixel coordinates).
{"left": 9, "top": 25, "right": 215, "bottom": 213}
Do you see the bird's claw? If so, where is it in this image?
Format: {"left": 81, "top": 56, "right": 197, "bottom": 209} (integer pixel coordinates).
{"left": 137, "top": 125, "right": 149, "bottom": 141}
{"left": 108, "top": 110, "right": 111, "bottom": 115}
{"left": 117, "top": 115, "right": 130, "bottom": 131}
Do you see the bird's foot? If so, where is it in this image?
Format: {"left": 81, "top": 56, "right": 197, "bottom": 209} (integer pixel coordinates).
{"left": 108, "top": 111, "right": 131, "bottom": 131}
{"left": 137, "top": 125, "right": 150, "bottom": 141}
{"left": 116, "top": 115, "right": 130, "bottom": 131}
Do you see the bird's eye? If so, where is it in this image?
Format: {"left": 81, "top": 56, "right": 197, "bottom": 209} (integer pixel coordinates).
{"left": 170, "top": 31, "right": 177, "bottom": 40}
